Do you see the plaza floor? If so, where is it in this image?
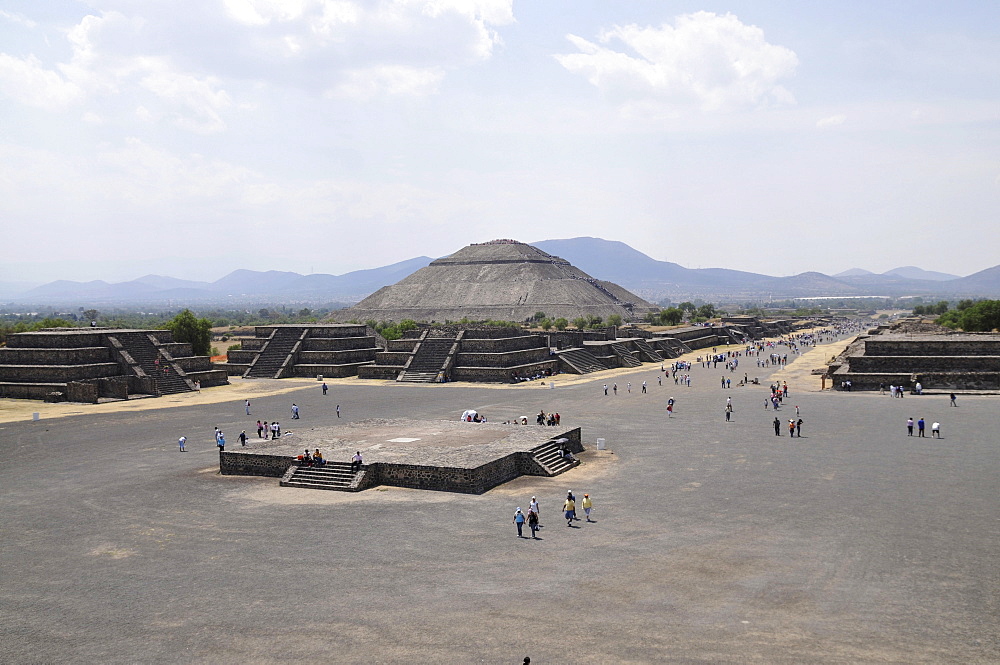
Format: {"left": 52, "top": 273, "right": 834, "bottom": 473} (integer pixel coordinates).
{"left": 0, "top": 336, "right": 996, "bottom": 663}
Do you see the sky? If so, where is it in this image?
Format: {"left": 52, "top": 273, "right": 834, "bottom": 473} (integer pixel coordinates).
{"left": 1, "top": 0, "right": 998, "bottom": 285}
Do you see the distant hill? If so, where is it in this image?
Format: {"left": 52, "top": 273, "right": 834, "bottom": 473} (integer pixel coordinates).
{"left": 834, "top": 268, "right": 876, "bottom": 278}
{"left": 6, "top": 237, "right": 1000, "bottom": 306}
{"left": 883, "top": 266, "right": 959, "bottom": 281}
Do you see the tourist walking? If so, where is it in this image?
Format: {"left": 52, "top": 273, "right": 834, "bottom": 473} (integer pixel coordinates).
{"left": 245, "top": 399, "right": 251, "bottom": 416}
{"left": 351, "top": 450, "right": 363, "bottom": 472}
{"left": 788, "top": 419, "right": 796, "bottom": 437}
{"left": 932, "top": 422, "right": 941, "bottom": 438}
{"left": 582, "top": 494, "right": 593, "bottom": 522}
{"left": 725, "top": 403, "right": 733, "bottom": 421}
{"left": 513, "top": 508, "right": 526, "bottom": 537}
{"left": 917, "top": 418, "right": 926, "bottom": 437}
{"left": 216, "top": 432, "right": 225, "bottom": 451}
{"left": 322, "top": 382, "right": 328, "bottom": 395}
{"left": 796, "top": 418, "right": 803, "bottom": 437}
{"left": 613, "top": 383, "right": 617, "bottom": 395}
{"left": 667, "top": 398, "right": 674, "bottom": 417}
{"left": 627, "top": 381, "right": 631, "bottom": 394}
{"left": 907, "top": 418, "right": 914, "bottom": 436}
{"left": 528, "top": 496, "right": 540, "bottom": 525}
{"left": 563, "top": 494, "right": 576, "bottom": 526}
{"left": 336, "top": 404, "right": 341, "bottom": 418}
{"left": 950, "top": 393, "right": 957, "bottom": 407}
{"left": 773, "top": 417, "right": 781, "bottom": 435}
{"left": 291, "top": 403, "right": 300, "bottom": 419}
{"left": 603, "top": 384, "right": 608, "bottom": 396}
{"left": 527, "top": 509, "right": 539, "bottom": 538}
{"left": 256, "top": 420, "right": 263, "bottom": 438}
{"left": 641, "top": 381, "right": 646, "bottom": 394}
{"left": 178, "top": 436, "right": 186, "bottom": 452}
{"left": 238, "top": 430, "right": 247, "bottom": 446}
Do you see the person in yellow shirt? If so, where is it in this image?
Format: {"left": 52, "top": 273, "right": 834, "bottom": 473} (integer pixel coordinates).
{"left": 563, "top": 495, "right": 576, "bottom": 526}
{"left": 581, "top": 494, "right": 593, "bottom": 522}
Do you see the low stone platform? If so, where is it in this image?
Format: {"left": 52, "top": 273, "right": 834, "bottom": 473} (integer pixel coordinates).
{"left": 220, "top": 418, "right": 582, "bottom": 494}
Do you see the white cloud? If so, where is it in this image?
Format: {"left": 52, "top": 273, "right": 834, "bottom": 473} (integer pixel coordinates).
{"left": 816, "top": 114, "right": 846, "bottom": 128}
{"left": 0, "top": 9, "right": 38, "bottom": 28}
{"left": 0, "top": 53, "right": 83, "bottom": 109}
{"left": 555, "top": 11, "right": 798, "bottom": 111}
{"left": 139, "top": 69, "right": 232, "bottom": 133}
{"left": 332, "top": 64, "right": 443, "bottom": 99}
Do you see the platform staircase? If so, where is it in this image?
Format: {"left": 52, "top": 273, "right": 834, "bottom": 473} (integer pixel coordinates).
{"left": 111, "top": 332, "right": 192, "bottom": 395}
{"left": 245, "top": 328, "right": 302, "bottom": 378}
{"left": 633, "top": 338, "right": 664, "bottom": 363}
{"left": 279, "top": 462, "right": 363, "bottom": 491}
{"left": 610, "top": 342, "right": 643, "bottom": 368}
{"left": 530, "top": 440, "right": 579, "bottom": 475}
{"left": 398, "top": 334, "right": 456, "bottom": 383}
{"left": 556, "top": 348, "right": 607, "bottom": 374}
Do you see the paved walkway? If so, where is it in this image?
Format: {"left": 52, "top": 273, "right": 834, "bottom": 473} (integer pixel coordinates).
{"left": 1, "top": 329, "right": 996, "bottom": 663}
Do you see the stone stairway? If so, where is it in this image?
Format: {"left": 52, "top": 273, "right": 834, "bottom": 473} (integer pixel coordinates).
{"left": 610, "top": 342, "right": 643, "bottom": 367}
{"left": 245, "top": 328, "right": 302, "bottom": 378}
{"left": 399, "top": 335, "right": 455, "bottom": 383}
{"left": 633, "top": 338, "right": 664, "bottom": 363}
{"left": 556, "top": 348, "right": 607, "bottom": 374}
{"left": 531, "top": 440, "right": 579, "bottom": 475}
{"left": 279, "top": 462, "right": 362, "bottom": 491}
{"left": 111, "top": 332, "right": 192, "bottom": 394}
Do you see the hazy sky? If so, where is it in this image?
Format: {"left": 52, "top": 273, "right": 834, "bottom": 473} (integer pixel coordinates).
{"left": 2, "top": 1, "right": 998, "bottom": 284}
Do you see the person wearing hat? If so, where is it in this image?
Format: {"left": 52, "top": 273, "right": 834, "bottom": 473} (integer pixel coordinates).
{"left": 563, "top": 493, "right": 576, "bottom": 526}
{"left": 512, "top": 507, "right": 526, "bottom": 538}
{"left": 581, "top": 493, "right": 593, "bottom": 522}
{"left": 528, "top": 496, "right": 540, "bottom": 525}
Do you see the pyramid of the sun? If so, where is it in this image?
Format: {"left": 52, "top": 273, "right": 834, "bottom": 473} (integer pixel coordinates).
{"left": 338, "top": 240, "right": 657, "bottom": 323}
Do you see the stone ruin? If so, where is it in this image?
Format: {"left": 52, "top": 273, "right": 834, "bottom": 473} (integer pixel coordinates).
{"left": 333, "top": 239, "right": 658, "bottom": 323}
{"left": 826, "top": 320, "right": 1000, "bottom": 391}
{"left": 0, "top": 328, "right": 228, "bottom": 402}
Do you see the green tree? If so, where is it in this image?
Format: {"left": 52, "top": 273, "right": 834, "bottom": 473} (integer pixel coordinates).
{"left": 933, "top": 301, "right": 950, "bottom": 316}
{"left": 82, "top": 309, "right": 100, "bottom": 323}
{"left": 540, "top": 319, "right": 553, "bottom": 331}
{"left": 607, "top": 314, "right": 623, "bottom": 327}
{"left": 587, "top": 315, "right": 603, "bottom": 328}
{"left": 697, "top": 304, "right": 716, "bottom": 319}
{"left": 533, "top": 311, "right": 547, "bottom": 322}
{"left": 572, "top": 317, "right": 587, "bottom": 329}
{"left": 166, "top": 309, "right": 212, "bottom": 356}
{"left": 660, "top": 307, "right": 683, "bottom": 326}
{"left": 678, "top": 302, "right": 696, "bottom": 314}
{"left": 553, "top": 317, "right": 568, "bottom": 331}
{"left": 948, "top": 299, "right": 1000, "bottom": 332}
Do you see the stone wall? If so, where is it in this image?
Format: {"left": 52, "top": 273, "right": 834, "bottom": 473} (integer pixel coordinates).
{"left": 460, "top": 336, "right": 547, "bottom": 352}
{"left": 0, "top": 347, "right": 112, "bottom": 364}
{"left": 303, "top": 337, "right": 377, "bottom": 351}
{"left": 65, "top": 381, "right": 99, "bottom": 403}
{"left": 297, "top": 350, "right": 380, "bottom": 364}
{"left": 292, "top": 364, "right": 370, "bottom": 378}
{"left": 849, "top": 355, "right": 1000, "bottom": 372}
{"left": 865, "top": 339, "right": 1000, "bottom": 357}
{"left": 454, "top": 348, "right": 553, "bottom": 368}
{"left": 0, "top": 363, "right": 122, "bottom": 382}
{"left": 6, "top": 332, "right": 106, "bottom": 348}
{"left": 451, "top": 360, "right": 558, "bottom": 382}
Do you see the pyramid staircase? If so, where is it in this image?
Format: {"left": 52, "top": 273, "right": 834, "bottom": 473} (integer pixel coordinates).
{"left": 530, "top": 440, "right": 579, "bottom": 475}
{"left": 245, "top": 328, "right": 303, "bottom": 378}
{"left": 111, "top": 332, "right": 193, "bottom": 395}
{"left": 279, "top": 462, "right": 363, "bottom": 491}
{"left": 556, "top": 348, "right": 607, "bottom": 374}
{"left": 610, "top": 342, "right": 643, "bottom": 367}
{"left": 398, "top": 334, "right": 456, "bottom": 383}
{"left": 633, "top": 338, "right": 664, "bottom": 363}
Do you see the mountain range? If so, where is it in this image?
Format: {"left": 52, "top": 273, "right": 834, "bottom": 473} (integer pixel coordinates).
{"left": 4, "top": 238, "right": 999, "bottom": 307}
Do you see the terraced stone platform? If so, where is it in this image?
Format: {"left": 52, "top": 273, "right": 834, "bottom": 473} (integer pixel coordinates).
{"left": 220, "top": 418, "right": 582, "bottom": 494}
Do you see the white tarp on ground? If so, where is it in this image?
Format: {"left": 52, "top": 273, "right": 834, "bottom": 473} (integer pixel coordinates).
{"left": 460, "top": 409, "right": 478, "bottom": 421}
